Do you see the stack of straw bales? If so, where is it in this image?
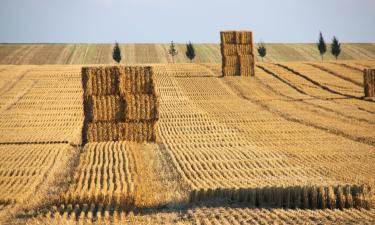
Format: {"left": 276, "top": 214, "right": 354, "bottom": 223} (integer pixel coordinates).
{"left": 364, "top": 69, "right": 375, "bottom": 97}
{"left": 220, "top": 31, "right": 255, "bottom": 77}
{"left": 82, "top": 66, "right": 159, "bottom": 143}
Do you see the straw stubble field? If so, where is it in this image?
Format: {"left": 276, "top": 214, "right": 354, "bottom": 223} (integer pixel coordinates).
{"left": 0, "top": 60, "right": 374, "bottom": 224}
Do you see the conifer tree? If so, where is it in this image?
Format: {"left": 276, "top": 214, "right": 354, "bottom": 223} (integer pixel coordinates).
{"left": 317, "top": 32, "right": 327, "bottom": 61}
{"left": 331, "top": 36, "right": 341, "bottom": 60}
{"left": 112, "top": 42, "right": 121, "bottom": 63}
{"left": 168, "top": 41, "right": 178, "bottom": 63}
{"left": 185, "top": 42, "right": 196, "bottom": 62}
{"left": 257, "top": 42, "right": 267, "bottom": 62}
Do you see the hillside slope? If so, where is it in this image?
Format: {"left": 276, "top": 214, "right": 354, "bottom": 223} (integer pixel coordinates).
{"left": 0, "top": 43, "right": 375, "bottom": 64}
{"left": 0, "top": 62, "right": 375, "bottom": 224}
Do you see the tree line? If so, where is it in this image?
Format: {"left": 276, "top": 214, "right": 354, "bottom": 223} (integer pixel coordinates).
{"left": 112, "top": 41, "right": 196, "bottom": 64}
{"left": 258, "top": 32, "right": 342, "bottom": 62}
{"left": 112, "top": 32, "right": 342, "bottom": 64}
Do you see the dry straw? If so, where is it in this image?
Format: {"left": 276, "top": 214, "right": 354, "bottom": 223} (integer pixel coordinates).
{"left": 363, "top": 69, "right": 375, "bottom": 97}
{"left": 220, "top": 31, "right": 255, "bottom": 77}
{"left": 189, "top": 184, "right": 374, "bottom": 209}
{"left": 81, "top": 66, "right": 159, "bottom": 143}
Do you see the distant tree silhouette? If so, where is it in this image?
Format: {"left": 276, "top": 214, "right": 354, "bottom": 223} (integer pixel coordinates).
{"left": 185, "top": 42, "right": 196, "bottom": 62}
{"left": 257, "top": 42, "right": 267, "bottom": 62}
{"left": 317, "top": 32, "right": 327, "bottom": 61}
{"left": 168, "top": 41, "right": 178, "bottom": 63}
{"left": 112, "top": 42, "right": 121, "bottom": 63}
{"left": 331, "top": 36, "right": 341, "bottom": 60}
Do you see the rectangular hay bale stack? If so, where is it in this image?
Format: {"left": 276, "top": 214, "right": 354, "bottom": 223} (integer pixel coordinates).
{"left": 82, "top": 65, "right": 159, "bottom": 143}
{"left": 364, "top": 69, "right": 375, "bottom": 97}
{"left": 220, "top": 30, "right": 254, "bottom": 77}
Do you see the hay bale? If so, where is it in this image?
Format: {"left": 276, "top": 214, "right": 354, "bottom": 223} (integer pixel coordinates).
{"left": 364, "top": 69, "right": 375, "bottom": 97}
{"left": 235, "top": 31, "right": 253, "bottom": 44}
{"left": 222, "top": 55, "right": 239, "bottom": 67}
{"left": 123, "top": 94, "right": 159, "bottom": 121}
{"left": 221, "top": 44, "right": 238, "bottom": 56}
{"left": 82, "top": 66, "right": 120, "bottom": 97}
{"left": 86, "top": 95, "right": 125, "bottom": 122}
{"left": 220, "top": 30, "right": 254, "bottom": 77}
{"left": 223, "top": 65, "right": 240, "bottom": 76}
{"left": 220, "top": 31, "right": 236, "bottom": 44}
{"left": 87, "top": 122, "right": 119, "bottom": 142}
{"left": 119, "top": 66, "right": 154, "bottom": 95}
{"left": 240, "top": 65, "right": 254, "bottom": 77}
{"left": 237, "top": 44, "right": 253, "bottom": 55}
{"left": 82, "top": 65, "right": 158, "bottom": 143}
{"left": 118, "top": 122, "right": 156, "bottom": 142}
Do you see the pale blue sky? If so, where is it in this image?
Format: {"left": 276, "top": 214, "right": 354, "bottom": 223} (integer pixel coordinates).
{"left": 0, "top": 0, "right": 374, "bottom": 43}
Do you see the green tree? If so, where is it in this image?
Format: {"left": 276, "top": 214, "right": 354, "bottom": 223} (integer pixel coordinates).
{"left": 257, "top": 42, "right": 267, "bottom": 62}
{"left": 168, "top": 41, "right": 178, "bottom": 63}
{"left": 112, "top": 42, "right": 121, "bottom": 64}
{"left": 331, "top": 36, "right": 341, "bottom": 60}
{"left": 317, "top": 32, "right": 327, "bottom": 61}
{"left": 185, "top": 42, "right": 196, "bottom": 62}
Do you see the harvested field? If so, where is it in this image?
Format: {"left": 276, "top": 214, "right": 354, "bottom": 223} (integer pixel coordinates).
{"left": 153, "top": 64, "right": 375, "bottom": 209}
{"left": 1, "top": 44, "right": 375, "bottom": 64}
{"left": 0, "top": 61, "right": 374, "bottom": 224}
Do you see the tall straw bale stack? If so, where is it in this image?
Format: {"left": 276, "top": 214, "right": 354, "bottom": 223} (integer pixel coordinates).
{"left": 81, "top": 65, "right": 159, "bottom": 143}
{"left": 364, "top": 69, "right": 375, "bottom": 97}
{"left": 220, "top": 30, "right": 255, "bottom": 77}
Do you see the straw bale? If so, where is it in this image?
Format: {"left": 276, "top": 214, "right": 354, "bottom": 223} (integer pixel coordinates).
{"left": 222, "top": 55, "right": 239, "bottom": 67}
{"left": 237, "top": 44, "right": 253, "bottom": 55}
{"left": 118, "top": 122, "right": 157, "bottom": 142}
{"left": 364, "top": 69, "right": 375, "bottom": 97}
{"left": 87, "top": 95, "right": 125, "bottom": 122}
{"left": 238, "top": 55, "right": 254, "bottom": 66}
{"left": 221, "top": 44, "right": 237, "bottom": 56}
{"left": 123, "top": 94, "right": 159, "bottom": 121}
{"left": 235, "top": 31, "right": 253, "bottom": 44}
{"left": 220, "top": 31, "right": 236, "bottom": 44}
{"left": 82, "top": 66, "right": 120, "bottom": 96}
{"left": 119, "top": 66, "right": 154, "bottom": 95}
{"left": 86, "top": 122, "right": 119, "bottom": 142}
{"left": 240, "top": 65, "right": 255, "bottom": 77}
{"left": 223, "top": 65, "right": 240, "bottom": 76}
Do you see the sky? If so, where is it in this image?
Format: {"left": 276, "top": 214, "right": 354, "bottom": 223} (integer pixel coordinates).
{"left": 0, "top": 0, "right": 374, "bottom": 43}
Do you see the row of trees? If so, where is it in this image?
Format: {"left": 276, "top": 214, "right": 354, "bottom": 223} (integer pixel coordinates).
{"left": 113, "top": 32, "right": 342, "bottom": 63}
{"left": 258, "top": 32, "right": 342, "bottom": 62}
{"left": 112, "top": 41, "right": 196, "bottom": 64}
